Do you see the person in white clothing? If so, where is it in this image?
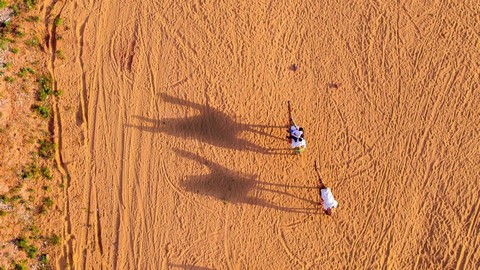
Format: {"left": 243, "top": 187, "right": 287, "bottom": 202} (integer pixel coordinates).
{"left": 287, "top": 125, "right": 307, "bottom": 153}
{"left": 314, "top": 161, "right": 338, "bottom": 215}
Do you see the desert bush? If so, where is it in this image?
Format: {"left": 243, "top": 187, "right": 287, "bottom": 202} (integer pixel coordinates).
{"left": 25, "top": 245, "right": 37, "bottom": 258}
{"left": 13, "top": 262, "right": 27, "bottom": 270}
{"left": 15, "top": 237, "right": 28, "bottom": 249}
{"left": 11, "top": 4, "right": 19, "bottom": 16}
{"left": 43, "top": 197, "right": 53, "bottom": 207}
{"left": 34, "top": 105, "right": 50, "bottom": 118}
{"left": 2, "top": 62, "right": 12, "bottom": 69}
{"left": 53, "top": 89, "right": 63, "bottom": 97}
{"left": 21, "top": 162, "right": 39, "bottom": 179}
{"left": 24, "top": 0, "right": 38, "bottom": 9}
{"left": 55, "top": 50, "right": 64, "bottom": 60}
{"left": 15, "top": 28, "right": 25, "bottom": 38}
{"left": 41, "top": 167, "right": 53, "bottom": 179}
{"left": 38, "top": 139, "right": 55, "bottom": 158}
{"left": 40, "top": 253, "right": 48, "bottom": 264}
{"left": 0, "top": 194, "right": 8, "bottom": 203}
{"left": 25, "top": 35, "right": 39, "bottom": 47}
{"left": 50, "top": 234, "right": 60, "bottom": 245}
{"left": 54, "top": 17, "right": 62, "bottom": 26}
{"left": 0, "top": 37, "right": 8, "bottom": 50}
{"left": 4, "top": 76, "right": 14, "bottom": 82}
{"left": 18, "top": 67, "right": 34, "bottom": 77}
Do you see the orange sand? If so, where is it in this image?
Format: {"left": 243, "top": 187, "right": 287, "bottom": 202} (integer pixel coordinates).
{"left": 53, "top": 1, "right": 479, "bottom": 269}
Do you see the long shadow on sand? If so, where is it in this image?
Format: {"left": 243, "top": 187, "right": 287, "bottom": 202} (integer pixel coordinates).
{"left": 177, "top": 150, "right": 319, "bottom": 214}
{"left": 127, "top": 94, "right": 292, "bottom": 155}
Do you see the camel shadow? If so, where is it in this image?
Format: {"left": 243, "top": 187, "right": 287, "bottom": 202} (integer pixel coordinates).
{"left": 127, "top": 94, "right": 292, "bottom": 155}
{"left": 176, "top": 150, "right": 319, "bottom": 214}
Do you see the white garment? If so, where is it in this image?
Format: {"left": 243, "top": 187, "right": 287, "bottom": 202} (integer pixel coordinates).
{"left": 291, "top": 137, "right": 307, "bottom": 148}
{"left": 289, "top": 125, "right": 303, "bottom": 138}
{"left": 320, "top": 188, "right": 338, "bottom": 210}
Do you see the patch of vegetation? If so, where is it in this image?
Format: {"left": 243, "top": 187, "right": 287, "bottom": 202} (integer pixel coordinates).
{"left": 55, "top": 49, "right": 65, "bottom": 60}
{"left": 25, "top": 35, "right": 39, "bottom": 47}
{"left": 33, "top": 105, "right": 50, "bottom": 118}
{"left": 13, "top": 262, "right": 27, "bottom": 270}
{"left": 53, "top": 89, "right": 63, "bottom": 97}
{"left": 11, "top": 4, "right": 20, "bottom": 16}
{"left": 15, "top": 28, "right": 25, "bottom": 38}
{"left": 0, "top": 1, "right": 8, "bottom": 8}
{"left": 38, "top": 75, "right": 52, "bottom": 101}
{"left": 43, "top": 197, "right": 53, "bottom": 207}
{"left": 28, "top": 225, "right": 39, "bottom": 238}
{"left": 24, "top": 0, "right": 38, "bottom": 9}
{"left": 41, "top": 167, "right": 53, "bottom": 180}
{"left": 10, "top": 195, "right": 22, "bottom": 203}
{"left": 15, "top": 237, "right": 28, "bottom": 250}
{"left": 26, "top": 245, "right": 37, "bottom": 258}
{"left": 42, "top": 185, "right": 50, "bottom": 192}
{"left": 21, "top": 162, "right": 39, "bottom": 179}
{"left": 4, "top": 76, "right": 14, "bottom": 83}
{"left": 38, "top": 139, "right": 55, "bottom": 158}
{"left": 49, "top": 234, "right": 60, "bottom": 245}
{"left": 0, "top": 36, "right": 9, "bottom": 50}
{"left": 26, "top": 15, "right": 40, "bottom": 22}
{"left": 0, "top": 194, "right": 8, "bottom": 204}
{"left": 2, "top": 62, "right": 12, "bottom": 70}
{"left": 0, "top": 210, "right": 6, "bottom": 216}
{"left": 18, "top": 67, "right": 35, "bottom": 77}
{"left": 40, "top": 253, "right": 48, "bottom": 264}
{"left": 54, "top": 17, "right": 62, "bottom": 26}
{"left": 11, "top": 47, "right": 19, "bottom": 54}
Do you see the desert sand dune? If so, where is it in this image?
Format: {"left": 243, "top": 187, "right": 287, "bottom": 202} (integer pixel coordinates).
{"left": 52, "top": 0, "right": 479, "bottom": 269}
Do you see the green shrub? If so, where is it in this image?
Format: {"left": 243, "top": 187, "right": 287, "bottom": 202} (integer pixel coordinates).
{"left": 43, "top": 197, "right": 53, "bottom": 207}
{"left": 54, "top": 17, "right": 62, "bottom": 26}
{"left": 50, "top": 234, "right": 60, "bottom": 245}
{"left": 15, "top": 29, "right": 25, "bottom": 38}
{"left": 28, "top": 225, "right": 39, "bottom": 238}
{"left": 10, "top": 195, "right": 22, "bottom": 204}
{"left": 18, "top": 67, "right": 34, "bottom": 77}
{"left": 2, "top": 62, "right": 12, "bottom": 70}
{"left": 25, "top": 35, "right": 39, "bottom": 47}
{"left": 26, "top": 245, "right": 37, "bottom": 258}
{"left": 34, "top": 105, "right": 50, "bottom": 118}
{"left": 39, "top": 139, "right": 55, "bottom": 158}
{"left": 13, "top": 262, "right": 27, "bottom": 270}
{"left": 15, "top": 237, "right": 28, "bottom": 250}
{"left": 0, "top": 37, "right": 9, "bottom": 50}
{"left": 0, "top": 210, "right": 6, "bottom": 216}
{"left": 0, "top": 194, "right": 8, "bottom": 203}
{"left": 21, "top": 162, "right": 39, "bottom": 179}
{"left": 42, "top": 167, "right": 53, "bottom": 179}
{"left": 53, "top": 89, "right": 63, "bottom": 97}
{"left": 56, "top": 50, "right": 65, "bottom": 60}
{"left": 11, "top": 4, "right": 19, "bottom": 16}
{"left": 11, "top": 47, "right": 19, "bottom": 54}
{"left": 0, "top": 1, "right": 8, "bottom": 8}
{"left": 4, "top": 76, "right": 14, "bottom": 83}
{"left": 26, "top": 15, "right": 40, "bottom": 22}
{"left": 42, "top": 186, "right": 50, "bottom": 192}
{"left": 38, "top": 76, "right": 52, "bottom": 100}
{"left": 24, "top": 0, "right": 37, "bottom": 9}
{"left": 40, "top": 253, "right": 48, "bottom": 264}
